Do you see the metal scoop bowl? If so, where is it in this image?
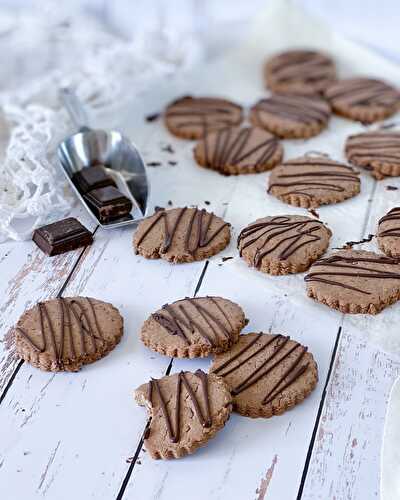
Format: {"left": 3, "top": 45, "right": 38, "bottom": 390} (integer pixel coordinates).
{"left": 57, "top": 88, "right": 149, "bottom": 228}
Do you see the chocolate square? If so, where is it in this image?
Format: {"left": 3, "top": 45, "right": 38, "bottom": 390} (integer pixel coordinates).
{"left": 72, "top": 165, "right": 116, "bottom": 194}
{"left": 84, "top": 186, "right": 133, "bottom": 223}
{"left": 32, "top": 217, "right": 93, "bottom": 256}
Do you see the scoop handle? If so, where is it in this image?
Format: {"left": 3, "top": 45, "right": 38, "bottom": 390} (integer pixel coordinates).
{"left": 60, "top": 88, "right": 90, "bottom": 133}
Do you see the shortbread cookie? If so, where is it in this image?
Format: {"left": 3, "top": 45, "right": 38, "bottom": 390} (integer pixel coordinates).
{"left": 140, "top": 296, "right": 246, "bottom": 358}
{"left": 268, "top": 154, "right": 360, "bottom": 208}
{"left": 324, "top": 78, "right": 400, "bottom": 123}
{"left": 238, "top": 215, "right": 332, "bottom": 275}
{"left": 133, "top": 207, "right": 231, "bottom": 263}
{"left": 210, "top": 333, "right": 318, "bottom": 418}
{"left": 377, "top": 207, "right": 400, "bottom": 257}
{"left": 264, "top": 49, "right": 336, "bottom": 94}
{"left": 305, "top": 249, "right": 400, "bottom": 314}
{"left": 164, "top": 96, "right": 243, "bottom": 139}
{"left": 14, "top": 297, "right": 123, "bottom": 372}
{"left": 249, "top": 94, "right": 331, "bottom": 139}
{"left": 135, "top": 370, "right": 232, "bottom": 459}
{"left": 193, "top": 126, "right": 283, "bottom": 175}
{"left": 345, "top": 130, "right": 400, "bottom": 179}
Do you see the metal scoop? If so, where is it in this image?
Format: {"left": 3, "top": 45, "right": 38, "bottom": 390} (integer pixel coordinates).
{"left": 57, "top": 88, "right": 149, "bottom": 228}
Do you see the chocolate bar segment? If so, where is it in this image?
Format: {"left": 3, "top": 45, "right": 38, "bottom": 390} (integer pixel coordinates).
{"left": 84, "top": 186, "right": 133, "bottom": 223}
{"left": 32, "top": 217, "right": 93, "bottom": 256}
{"left": 72, "top": 165, "right": 116, "bottom": 194}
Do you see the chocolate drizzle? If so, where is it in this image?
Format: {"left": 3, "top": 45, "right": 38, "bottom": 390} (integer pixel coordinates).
{"left": 237, "top": 216, "right": 327, "bottom": 268}
{"left": 378, "top": 207, "right": 400, "bottom": 238}
{"left": 151, "top": 296, "right": 233, "bottom": 347}
{"left": 268, "top": 157, "right": 360, "bottom": 200}
{"left": 252, "top": 94, "right": 330, "bottom": 126}
{"left": 135, "top": 207, "right": 230, "bottom": 255}
{"left": 346, "top": 131, "right": 400, "bottom": 166}
{"left": 305, "top": 253, "right": 400, "bottom": 295}
{"left": 201, "top": 126, "right": 280, "bottom": 171}
{"left": 267, "top": 50, "right": 335, "bottom": 91}
{"left": 326, "top": 78, "right": 400, "bottom": 108}
{"left": 213, "top": 333, "right": 310, "bottom": 404}
{"left": 147, "top": 370, "right": 212, "bottom": 443}
{"left": 15, "top": 298, "right": 105, "bottom": 366}
{"left": 166, "top": 96, "right": 242, "bottom": 134}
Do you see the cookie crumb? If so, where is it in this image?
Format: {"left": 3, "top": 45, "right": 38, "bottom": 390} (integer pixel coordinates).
{"left": 147, "top": 162, "right": 161, "bottom": 167}
{"left": 386, "top": 185, "right": 398, "bottom": 191}
{"left": 145, "top": 112, "right": 160, "bottom": 122}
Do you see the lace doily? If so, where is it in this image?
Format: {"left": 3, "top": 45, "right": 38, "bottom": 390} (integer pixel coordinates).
{"left": 0, "top": 2, "right": 202, "bottom": 242}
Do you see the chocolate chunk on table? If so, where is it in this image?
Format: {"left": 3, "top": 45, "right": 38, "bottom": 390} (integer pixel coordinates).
{"left": 84, "top": 186, "right": 133, "bottom": 223}
{"left": 72, "top": 165, "right": 116, "bottom": 194}
{"left": 32, "top": 217, "right": 93, "bottom": 256}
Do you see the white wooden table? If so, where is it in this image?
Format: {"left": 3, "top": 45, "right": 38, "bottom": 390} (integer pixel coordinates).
{"left": 1, "top": 21, "right": 400, "bottom": 499}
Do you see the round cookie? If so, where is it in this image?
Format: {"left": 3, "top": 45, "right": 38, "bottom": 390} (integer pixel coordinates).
{"left": 249, "top": 94, "right": 331, "bottom": 139}
{"left": 140, "top": 296, "right": 247, "bottom": 358}
{"left": 164, "top": 96, "right": 243, "bottom": 140}
{"left": 193, "top": 126, "right": 283, "bottom": 175}
{"left": 305, "top": 249, "right": 400, "bottom": 314}
{"left": 345, "top": 130, "right": 400, "bottom": 180}
{"left": 377, "top": 207, "right": 400, "bottom": 258}
{"left": 264, "top": 49, "right": 336, "bottom": 95}
{"left": 237, "top": 215, "right": 332, "bottom": 275}
{"left": 324, "top": 78, "right": 400, "bottom": 123}
{"left": 14, "top": 297, "right": 123, "bottom": 372}
{"left": 133, "top": 207, "right": 231, "bottom": 264}
{"left": 210, "top": 332, "right": 318, "bottom": 419}
{"left": 268, "top": 154, "right": 360, "bottom": 208}
{"left": 135, "top": 370, "right": 232, "bottom": 459}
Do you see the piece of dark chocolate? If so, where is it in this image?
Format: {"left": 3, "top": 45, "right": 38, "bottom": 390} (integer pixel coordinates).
{"left": 84, "top": 186, "right": 133, "bottom": 223}
{"left": 72, "top": 165, "right": 116, "bottom": 194}
{"left": 32, "top": 217, "right": 93, "bottom": 256}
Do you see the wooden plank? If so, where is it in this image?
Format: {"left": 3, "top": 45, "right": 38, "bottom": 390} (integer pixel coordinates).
{"left": 301, "top": 329, "right": 400, "bottom": 500}
{"left": 0, "top": 206, "right": 96, "bottom": 395}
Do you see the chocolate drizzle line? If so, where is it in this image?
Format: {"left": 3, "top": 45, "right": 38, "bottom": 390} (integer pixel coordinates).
{"left": 152, "top": 296, "right": 233, "bottom": 347}
{"left": 379, "top": 207, "right": 400, "bottom": 238}
{"left": 326, "top": 78, "right": 400, "bottom": 108}
{"left": 202, "top": 127, "right": 279, "bottom": 171}
{"left": 15, "top": 298, "right": 105, "bottom": 366}
{"left": 346, "top": 132, "right": 400, "bottom": 165}
{"left": 237, "top": 216, "right": 327, "bottom": 268}
{"left": 166, "top": 97, "right": 242, "bottom": 132}
{"left": 214, "top": 334, "right": 309, "bottom": 403}
{"left": 135, "top": 208, "right": 229, "bottom": 256}
{"left": 268, "top": 159, "right": 360, "bottom": 199}
{"left": 253, "top": 94, "right": 330, "bottom": 125}
{"left": 305, "top": 254, "right": 400, "bottom": 295}
{"left": 146, "top": 370, "right": 211, "bottom": 443}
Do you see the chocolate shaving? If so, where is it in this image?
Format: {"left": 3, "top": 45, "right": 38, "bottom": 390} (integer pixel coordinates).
{"left": 145, "top": 112, "right": 161, "bottom": 122}
{"left": 339, "top": 234, "right": 375, "bottom": 249}
{"left": 222, "top": 256, "right": 233, "bottom": 262}
{"left": 168, "top": 161, "right": 177, "bottom": 166}
{"left": 308, "top": 209, "right": 320, "bottom": 219}
{"left": 204, "top": 201, "right": 210, "bottom": 205}
{"left": 387, "top": 185, "right": 399, "bottom": 191}
{"left": 147, "top": 162, "right": 161, "bottom": 167}
{"left": 154, "top": 206, "right": 165, "bottom": 212}
{"left": 162, "top": 144, "right": 175, "bottom": 154}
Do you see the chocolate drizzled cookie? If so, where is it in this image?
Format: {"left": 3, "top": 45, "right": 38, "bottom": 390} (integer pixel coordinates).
{"left": 193, "top": 126, "right": 283, "bottom": 175}
{"left": 305, "top": 249, "right": 400, "bottom": 314}
{"left": 264, "top": 49, "right": 336, "bottom": 94}
{"left": 210, "top": 333, "right": 318, "bottom": 418}
{"left": 324, "top": 78, "right": 400, "bottom": 123}
{"left": 345, "top": 130, "right": 400, "bottom": 179}
{"left": 267, "top": 154, "right": 360, "bottom": 208}
{"left": 238, "top": 215, "right": 332, "bottom": 275}
{"left": 14, "top": 297, "right": 123, "bottom": 371}
{"left": 377, "top": 207, "right": 400, "bottom": 258}
{"left": 140, "top": 296, "right": 247, "bottom": 358}
{"left": 135, "top": 370, "right": 232, "bottom": 459}
{"left": 164, "top": 96, "right": 243, "bottom": 140}
{"left": 133, "top": 207, "right": 231, "bottom": 263}
{"left": 249, "top": 94, "right": 331, "bottom": 139}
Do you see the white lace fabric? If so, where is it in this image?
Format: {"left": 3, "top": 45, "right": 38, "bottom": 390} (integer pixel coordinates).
{"left": 0, "top": 2, "right": 201, "bottom": 242}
